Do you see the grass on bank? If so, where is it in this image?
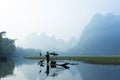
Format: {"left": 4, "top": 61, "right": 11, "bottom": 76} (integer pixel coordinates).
{"left": 25, "top": 56, "right": 120, "bottom": 65}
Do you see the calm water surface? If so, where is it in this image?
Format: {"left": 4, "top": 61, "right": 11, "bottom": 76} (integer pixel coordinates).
{"left": 0, "top": 59, "right": 120, "bottom": 80}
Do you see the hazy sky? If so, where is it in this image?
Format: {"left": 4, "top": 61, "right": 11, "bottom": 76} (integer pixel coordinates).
{"left": 0, "top": 0, "right": 120, "bottom": 45}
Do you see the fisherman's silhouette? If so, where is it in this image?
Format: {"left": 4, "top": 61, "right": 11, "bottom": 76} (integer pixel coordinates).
{"left": 45, "top": 51, "right": 50, "bottom": 64}
{"left": 38, "top": 51, "right": 70, "bottom": 77}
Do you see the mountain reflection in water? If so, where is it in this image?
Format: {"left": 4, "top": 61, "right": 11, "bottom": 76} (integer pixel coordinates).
{"left": 1, "top": 60, "right": 81, "bottom": 80}
{"left": 1, "top": 59, "right": 120, "bottom": 80}
{"left": 37, "top": 60, "right": 81, "bottom": 80}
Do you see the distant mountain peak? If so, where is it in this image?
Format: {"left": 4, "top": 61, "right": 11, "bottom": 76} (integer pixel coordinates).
{"left": 40, "top": 32, "right": 48, "bottom": 37}
{"left": 94, "top": 13, "right": 103, "bottom": 18}
{"left": 69, "top": 37, "right": 77, "bottom": 42}
{"left": 106, "top": 13, "right": 119, "bottom": 17}
{"left": 68, "top": 13, "right": 120, "bottom": 56}
{"left": 92, "top": 13, "right": 103, "bottom": 19}
{"left": 20, "top": 32, "right": 78, "bottom": 51}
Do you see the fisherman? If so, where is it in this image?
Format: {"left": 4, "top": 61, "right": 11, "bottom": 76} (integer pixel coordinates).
{"left": 45, "top": 51, "right": 50, "bottom": 64}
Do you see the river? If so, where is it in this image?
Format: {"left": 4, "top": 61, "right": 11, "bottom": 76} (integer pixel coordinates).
{"left": 0, "top": 59, "right": 120, "bottom": 80}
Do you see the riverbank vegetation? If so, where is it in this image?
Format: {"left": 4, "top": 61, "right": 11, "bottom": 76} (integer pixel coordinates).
{"left": 0, "top": 31, "right": 42, "bottom": 61}
{"left": 25, "top": 56, "right": 120, "bottom": 65}
{"left": 0, "top": 31, "right": 15, "bottom": 59}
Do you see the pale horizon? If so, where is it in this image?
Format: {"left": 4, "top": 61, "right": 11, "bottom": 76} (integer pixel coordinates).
{"left": 0, "top": 0, "right": 120, "bottom": 45}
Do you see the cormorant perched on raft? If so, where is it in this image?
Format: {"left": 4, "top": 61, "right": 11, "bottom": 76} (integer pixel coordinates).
{"left": 39, "top": 52, "right": 42, "bottom": 56}
{"left": 50, "top": 51, "right": 58, "bottom": 56}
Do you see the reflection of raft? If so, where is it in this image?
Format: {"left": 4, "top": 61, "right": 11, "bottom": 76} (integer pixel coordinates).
{"left": 57, "top": 63, "right": 70, "bottom": 66}
{"left": 50, "top": 60, "right": 69, "bottom": 67}
{"left": 38, "top": 60, "right": 70, "bottom": 68}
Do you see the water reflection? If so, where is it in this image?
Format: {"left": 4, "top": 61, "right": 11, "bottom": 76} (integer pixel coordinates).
{"left": 0, "top": 59, "right": 82, "bottom": 80}
{"left": 1, "top": 59, "right": 120, "bottom": 80}
{"left": 38, "top": 60, "right": 70, "bottom": 77}
{"left": 76, "top": 62, "right": 120, "bottom": 80}
{"left": 0, "top": 60, "right": 15, "bottom": 79}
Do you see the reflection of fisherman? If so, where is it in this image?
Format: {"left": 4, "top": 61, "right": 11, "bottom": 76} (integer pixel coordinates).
{"left": 45, "top": 65, "right": 49, "bottom": 76}
{"left": 45, "top": 51, "right": 50, "bottom": 64}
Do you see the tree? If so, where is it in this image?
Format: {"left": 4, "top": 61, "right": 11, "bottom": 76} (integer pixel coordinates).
{"left": 0, "top": 31, "right": 6, "bottom": 56}
{"left": 3, "top": 38, "right": 15, "bottom": 57}
{"left": 0, "top": 31, "right": 16, "bottom": 58}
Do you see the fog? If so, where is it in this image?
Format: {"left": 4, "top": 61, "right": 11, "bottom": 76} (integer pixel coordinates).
{"left": 0, "top": 0, "right": 120, "bottom": 46}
